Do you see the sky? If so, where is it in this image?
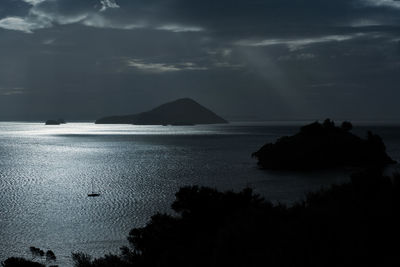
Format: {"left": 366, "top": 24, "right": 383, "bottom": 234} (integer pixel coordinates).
{"left": 0, "top": 0, "right": 399, "bottom": 121}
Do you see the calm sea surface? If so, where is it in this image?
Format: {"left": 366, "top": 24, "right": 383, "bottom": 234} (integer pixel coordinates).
{"left": 1, "top": 122, "right": 400, "bottom": 265}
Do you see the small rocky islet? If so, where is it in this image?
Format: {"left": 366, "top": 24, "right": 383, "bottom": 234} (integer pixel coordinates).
{"left": 44, "top": 119, "right": 66, "bottom": 125}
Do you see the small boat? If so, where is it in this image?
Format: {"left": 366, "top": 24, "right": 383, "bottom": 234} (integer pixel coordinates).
{"left": 88, "top": 178, "right": 100, "bottom": 197}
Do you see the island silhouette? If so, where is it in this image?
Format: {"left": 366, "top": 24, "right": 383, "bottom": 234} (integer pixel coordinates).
{"left": 45, "top": 120, "right": 60, "bottom": 125}
{"left": 95, "top": 98, "right": 228, "bottom": 125}
{"left": 252, "top": 119, "right": 396, "bottom": 170}
{"left": 44, "top": 119, "right": 66, "bottom": 125}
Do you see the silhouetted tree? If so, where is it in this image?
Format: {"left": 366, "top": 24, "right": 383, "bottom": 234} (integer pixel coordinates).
{"left": 29, "top": 247, "right": 44, "bottom": 259}
{"left": 341, "top": 121, "right": 353, "bottom": 131}
{"left": 72, "top": 253, "right": 92, "bottom": 267}
{"left": 45, "top": 251, "right": 56, "bottom": 262}
{"left": 323, "top": 118, "right": 335, "bottom": 128}
{"left": 3, "top": 247, "right": 57, "bottom": 267}
{"left": 71, "top": 253, "right": 127, "bottom": 267}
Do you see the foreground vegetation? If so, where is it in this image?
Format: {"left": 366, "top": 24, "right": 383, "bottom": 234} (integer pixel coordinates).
{"left": 3, "top": 168, "right": 400, "bottom": 267}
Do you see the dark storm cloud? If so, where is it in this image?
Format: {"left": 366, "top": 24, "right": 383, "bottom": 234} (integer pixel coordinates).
{"left": 0, "top": 0, "right": 31, "bottom": 17}
{"left": 0, "top": 0, "right": 400, "bottom": 120}
{"left": 4, "top": 0, "right": 399, "bottom": 35}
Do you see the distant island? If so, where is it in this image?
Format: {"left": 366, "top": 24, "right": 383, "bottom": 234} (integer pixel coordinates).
{"left": 252, "top": 119, "right": 396, "bottom": 170}
{"left": 57, "top": 118, "right": 66, "bottom": 124}
{"left": 44, "top": 119, "right": 66, "bottom": 125}
{"left": 95, "top": 98, "right": 228, "bottom": 125}
{"left": 45, "top": 120, "right": 59, "bottom": 125}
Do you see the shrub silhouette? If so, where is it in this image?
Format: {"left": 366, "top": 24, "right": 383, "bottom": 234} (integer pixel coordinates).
{"left": 341, "top": 121, "right": 353, "bottom": 131}
{"left": 1, "top": 257, "right": 45, "bottom": 267}
{"left": 45, "top": 251, "right": 56, "bottom": 262}
{"left": 29, "top": 247, "right": 44, "bottom": 259}
{"left": 72, "top": 253, "right": 92, "bottom": 267}
{"left": 2, "top": 247, "right": 57, "bottom": 267}
{"left": 72, "top": 252, "right": 129, "bottom": 267}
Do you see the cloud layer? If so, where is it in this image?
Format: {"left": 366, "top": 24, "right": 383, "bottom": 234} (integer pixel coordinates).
{"left": 0, "top": 0, "right": 399, "bottom": 120}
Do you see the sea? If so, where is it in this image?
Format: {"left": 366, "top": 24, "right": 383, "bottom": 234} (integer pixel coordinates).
{"left": 1, "top": 122, "right": 400, "bottom": 265}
